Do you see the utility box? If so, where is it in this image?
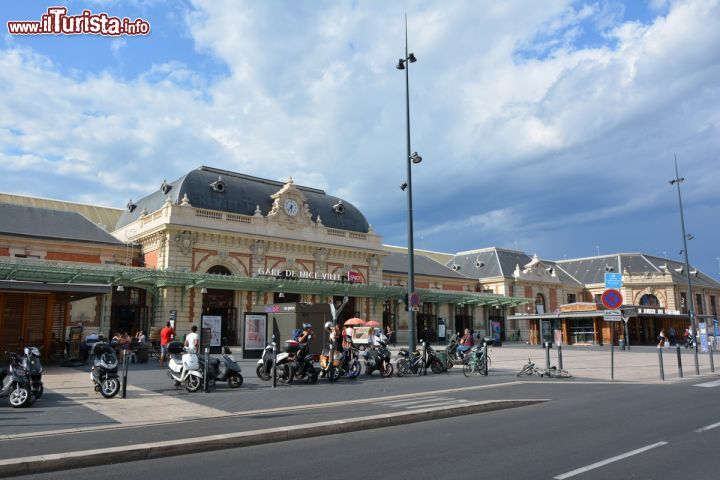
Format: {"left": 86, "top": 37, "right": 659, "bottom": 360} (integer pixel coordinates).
{"left": 253, "top": 303, "right": 334, "bottom": 355}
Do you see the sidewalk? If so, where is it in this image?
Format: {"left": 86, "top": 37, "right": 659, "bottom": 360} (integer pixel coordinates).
{"left": 1, "top": 344, "right": 717, "bottom": 477}
{"left": 382, "top": 342, "right": 719, "bottom": 382}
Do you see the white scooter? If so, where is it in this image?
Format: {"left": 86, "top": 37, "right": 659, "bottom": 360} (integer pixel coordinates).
{"left": 256, "top": 340, "right": 294, "bottom": 384}
{"left": 166, "top": 341, "right": 203, "bottom": 392}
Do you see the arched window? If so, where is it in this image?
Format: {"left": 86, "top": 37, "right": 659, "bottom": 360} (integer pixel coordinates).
{"left": 639, "top": 294, "right": 660, "bottom": 306}
{"left": 535, "top": 293, "right": 546, "bottom": 314}
{"left": 207, "top": 265, "right": 232, "bottom": 275}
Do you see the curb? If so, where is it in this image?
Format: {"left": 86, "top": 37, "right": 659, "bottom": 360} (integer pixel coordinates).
{"left": 0, "top": 398, "right": 546, "bottom": 477}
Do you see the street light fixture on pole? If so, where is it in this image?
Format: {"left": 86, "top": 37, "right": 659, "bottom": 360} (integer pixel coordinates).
{"left": 669, "top": 154, "right": 699, "bottom": 375}
{"left": 396, "top": 14, "right": 420, "bottom": 352}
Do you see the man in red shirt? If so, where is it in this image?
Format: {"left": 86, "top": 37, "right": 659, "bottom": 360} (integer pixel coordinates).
{"left": 159, "top": 321, "right": 175, "bottom": 368}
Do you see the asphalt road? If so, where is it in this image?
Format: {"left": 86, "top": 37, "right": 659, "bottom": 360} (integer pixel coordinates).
{"left": 13, "top": 376, "right": 720, "bottom": 480}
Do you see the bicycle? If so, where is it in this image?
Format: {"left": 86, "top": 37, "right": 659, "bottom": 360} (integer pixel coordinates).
{"left": 516, "top": 358, "right": 571, "bottom": 378}
{"left": 462, "top": 347, "right": 489, "bottom": 377}
{"left": 517, "top": 358, "right": 538, "bottom": 377}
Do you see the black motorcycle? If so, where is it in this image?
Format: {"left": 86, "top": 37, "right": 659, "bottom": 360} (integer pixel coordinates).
{"left": 21, "top": 345, "right": 43, "bottom": 399}
{"left": 397, "top": 341, "right": 444, "bottom": 376}
{"left": 292, "top": 341, "right": 319, "bottom": 383}
{"left": 0, "top": 352, "right": 33, "bottom": 408}
{"left": 90, "top": 342, "right": 120, "bottom": 398}
{"left": 364, "top": 341, "right": 393, "bottom": 377}
{"left": 198, "top": 346, "right": 243, "bottom": 388}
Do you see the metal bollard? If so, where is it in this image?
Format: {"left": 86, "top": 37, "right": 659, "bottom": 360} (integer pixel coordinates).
{"left": 203, "top": 347, "right": 209, "bottom": 393}
{"left": 271, "top": 335, "right": 277, "bottom": 389}
{"left": 544, "top": 342, "right": 551, "bottom": 371}
{"left": 676, "top": 345, "right": 683, "bottom": 379}
{"left": 423, "top": 341, "right": 428, "bottom": 375}
{"left": 658, "top": 348, "right": 665, "bottom": 381}
{"left": 483, "top": 341, "right": 489, "bottom": 376}
{"left": 121, "top": 351, "right": 129, "bottom": 399}
{"left": 709, "top": 346, "right": 715, "bottom": 373}
{"left": 558, "top": 344, "right": 563, "bottom": 371}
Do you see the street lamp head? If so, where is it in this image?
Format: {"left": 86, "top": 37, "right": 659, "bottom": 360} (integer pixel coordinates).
{"left": 669, "top": 177, "right": 685, "bottom": 185}
{"left": 410, "top": 152, "right": 422, "bottom": 164}
{"left": 407, "top": 52, "right": 417, "bottom": 63}
{"left": 686, "top": 234, "right": 694, "bottom": 240}
{"left": 396, "top": 58, "right": 405, "bottom": 70}
{"left": 400, "top": 182, "right": 408, "bottom": 191}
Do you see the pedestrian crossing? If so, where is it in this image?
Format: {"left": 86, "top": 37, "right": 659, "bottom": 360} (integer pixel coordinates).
{"left": 373, "top": 395, "right": 469, "bottom": 410}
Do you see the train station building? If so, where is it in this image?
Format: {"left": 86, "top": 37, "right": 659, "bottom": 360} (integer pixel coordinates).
{"left": 2, "top": 166, "right": 719, "bottom": 357}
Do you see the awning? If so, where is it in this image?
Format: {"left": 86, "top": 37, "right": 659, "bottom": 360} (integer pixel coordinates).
{"left": 0, "top": 259, "right": 531, "bottom": 306}
{"left": 0, "top": 280, "right": 111, "bottom": 300}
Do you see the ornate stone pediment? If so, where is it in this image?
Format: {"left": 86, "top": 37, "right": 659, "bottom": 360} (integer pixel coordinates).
{"left": 266, "top": 177, "right": 316, "bottom": 226}
{"left": 513, "top": 254, "right": 559, "bottom": 283}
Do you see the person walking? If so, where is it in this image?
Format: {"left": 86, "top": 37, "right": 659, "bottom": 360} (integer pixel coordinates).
{"left": 159, "top": 321, "right": 175, "bottom": 368}
{"left": 657, "top": 328, "right": 667, "bottom": 348}
{"left": 668, "top": 326, "right": 676, "bottom": 346}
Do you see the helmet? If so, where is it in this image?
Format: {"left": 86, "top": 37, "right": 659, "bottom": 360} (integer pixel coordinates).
{"left": 324, "top": 321, "right": 333, "bottom": 329}
{"left": 302, "top": 323, "right": 312, "bottom": 329}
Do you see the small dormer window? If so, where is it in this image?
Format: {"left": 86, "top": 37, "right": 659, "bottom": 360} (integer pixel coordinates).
{"left": 161, "top": 180, "right": 172, "bottom": 194}
{"left": 127, "top": 200, "right": 137, "bottom": 212}
{"left": 210, "top": 176, "right": 225, "bottom": 193}
{"left": 332, "top": 200, "right": 345, "bottom": 214}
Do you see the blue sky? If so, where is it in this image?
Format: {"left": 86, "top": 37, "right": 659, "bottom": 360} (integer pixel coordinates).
{"left": 1, "top": 0, "right": 719, "bottom": 278}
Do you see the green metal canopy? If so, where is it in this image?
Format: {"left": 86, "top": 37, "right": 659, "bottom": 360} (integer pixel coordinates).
{"left": 0, "top": 259, "right": 530, "bottom": 307}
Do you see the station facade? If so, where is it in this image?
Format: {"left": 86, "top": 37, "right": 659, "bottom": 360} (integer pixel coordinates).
{"left": 2, "top": 166, "right": 719, "bottom": 355}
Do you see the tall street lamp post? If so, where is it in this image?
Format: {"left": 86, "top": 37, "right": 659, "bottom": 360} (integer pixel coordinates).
{"left": 669, "top": 154, "right": 699, "bottom": 375}
{"left": 397, "top": 16, "right": 421, "bottom": 352}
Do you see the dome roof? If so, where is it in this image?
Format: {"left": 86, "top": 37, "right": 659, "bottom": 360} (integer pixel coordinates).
{"left": 115, "top": 166, "right": 370, "bottom": 233}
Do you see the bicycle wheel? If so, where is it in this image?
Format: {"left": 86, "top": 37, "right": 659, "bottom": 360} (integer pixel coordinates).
{"left": 397, "top": 359, "right": 409, "bottom": 377}
{"left": 462, "top": 363, "right": 474, "bottom": 378}
{"left": 430, "top": 359, "right": 444, "bottom": 374}
{"left": 516, "top": 364, "right": 534, "bottom": 377}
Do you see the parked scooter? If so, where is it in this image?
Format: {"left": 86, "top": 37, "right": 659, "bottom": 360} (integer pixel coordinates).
{"left": 89, "top": 342, "right": 121, "bottom": 398}
{"left": 21, "top": 344, "right": 44, "bottom": 399}
{"left": 198, "top": 346, "right": 243, "bottom": 388}
{"left": 166, "top": 341, "right": 203, "bottom": 392}
{"left": 256, "top": 340, "right": 295, "bottom": 384}
{"left": 0, "top": 351, "right": 33, "bottom": 408}
{"left": 364, "top": 340, "right": 393, "bottom": 377}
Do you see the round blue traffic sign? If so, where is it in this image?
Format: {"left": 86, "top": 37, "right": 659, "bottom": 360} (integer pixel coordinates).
{"left": 601, "top": 289, "right": 623, "bottom": 309}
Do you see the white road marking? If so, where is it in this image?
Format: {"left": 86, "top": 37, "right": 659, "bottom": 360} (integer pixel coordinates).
{"left": 553, "top": 442, "right": 668, "bottom": 479}
{"left": 376, "top": 396, "right": 446, "bottom": 406}
{"left": 694, "top": 379, "right": 720, "bottom": 388}
{"left": 695, "top": 421, "right": 720, "bottom": 432}
{"left": 406, "top": 399, "right": 469, "bottom": 409}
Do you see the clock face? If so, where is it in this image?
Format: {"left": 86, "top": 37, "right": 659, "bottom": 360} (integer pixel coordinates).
{"left": 283, "top": 198, "right": 299, "bottom": 216}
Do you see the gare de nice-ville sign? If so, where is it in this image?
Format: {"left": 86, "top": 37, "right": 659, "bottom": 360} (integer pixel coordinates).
{"left": 256, "top": 268, "right": 364, "bottom": 283}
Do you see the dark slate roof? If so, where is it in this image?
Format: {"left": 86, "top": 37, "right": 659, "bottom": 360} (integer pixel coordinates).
{"left": 0, "top": 203, "right": 123, "bottom": 245}
{"left": 449, "top": 248, "right": 530, "bottom": 279}
{"left": 115, "top": 166, "right": 370, "bottom": 233}
{"left": 383, "top": 251, "right": 470, "bottom": 279}
{"left": 555, "top": 253, "right": 720, "bottom": 289}
{"left": 447, "top": 248, "right": 584, "bottom": 286}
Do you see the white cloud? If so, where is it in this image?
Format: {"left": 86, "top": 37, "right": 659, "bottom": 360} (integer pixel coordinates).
{"left": 0, "top": 0, "right": 719, "bottom": 274}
